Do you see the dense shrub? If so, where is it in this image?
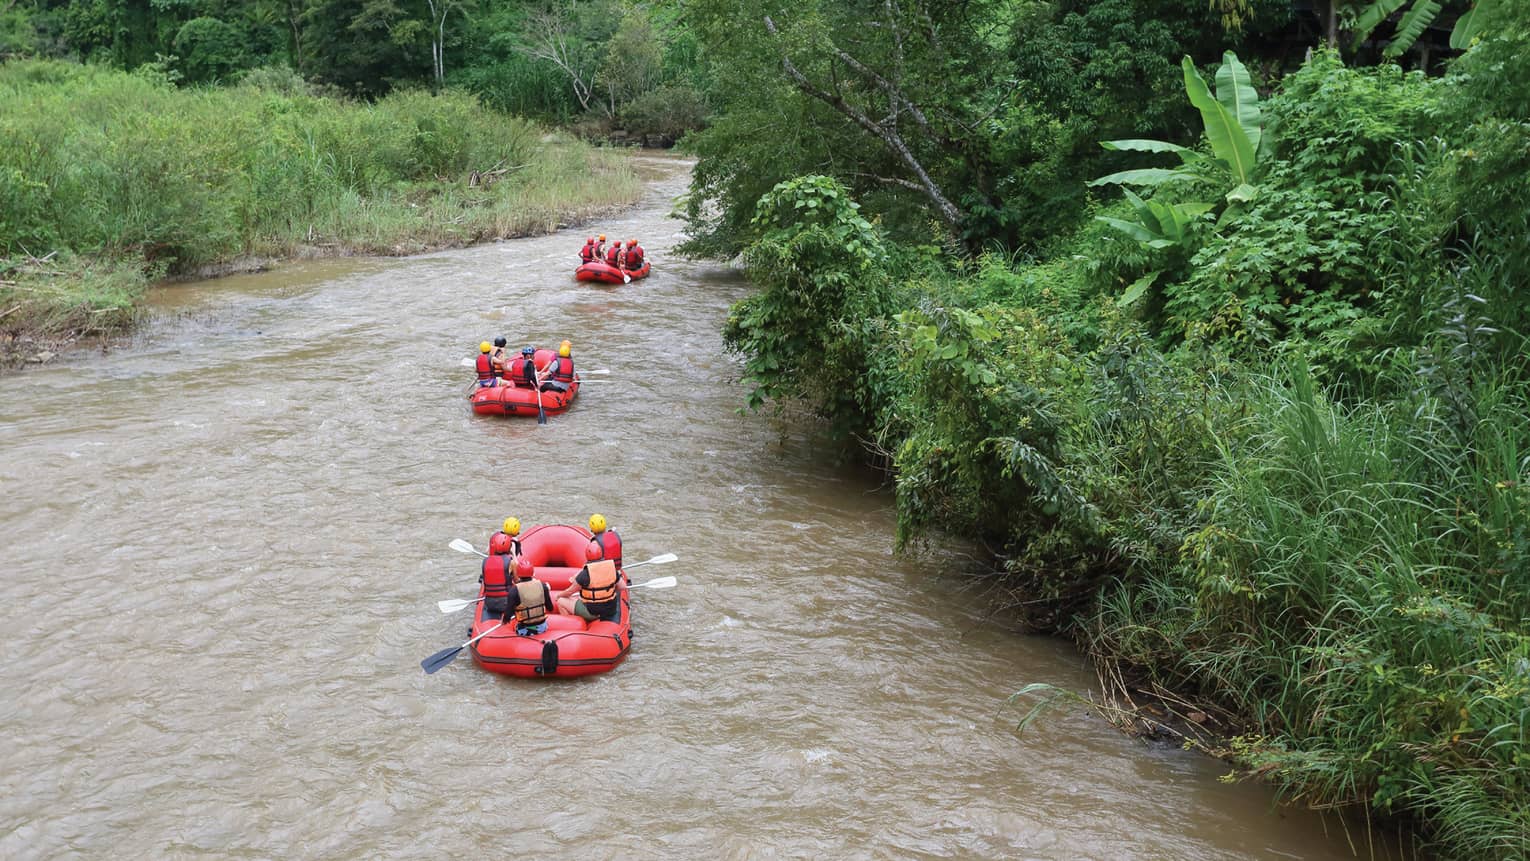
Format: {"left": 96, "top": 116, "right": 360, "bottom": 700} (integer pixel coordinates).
{"left": 0, "top": 59, "right": 639, "bottom": 340}
{"left": 722, "top": 34, "right": 1530, "bottom": 854}
{"left": 620, "top": 83, "right": 707, "bottom": 141}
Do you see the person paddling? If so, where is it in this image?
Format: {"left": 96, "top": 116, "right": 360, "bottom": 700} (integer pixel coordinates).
{"left": 492, "top": 517, "right": 523, "bottom": 559}
{"left": 474, "top": 342, "right": 504, "bottom": 388}
{"left": 579, "top": 237, "right": 597, "bottom": 263}
{"left": 510, "top": 346, "right": 540, "bottom": 389}
{"left": 586, "top": 513, "right": 623, "bottom": 569}
{"left": 554, "top": 543, "right": 622, "bottom": 623}
{"left": 480, "top": 532, "right": 515, "bottom": 616}
{"left": 504, "top": 556, "right": 552, "bottom": 636}
{"left": 623, "top": 239, "right": 645, "bottom": 271}
{"left": 547, "top": 341, "right": 575, "bottom": 389}
{"left": 490, "top": 336, "right": 508, "bottom": 376}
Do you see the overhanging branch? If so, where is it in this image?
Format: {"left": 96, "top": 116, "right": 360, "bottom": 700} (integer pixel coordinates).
{"left": 763, "top": 15, "right": 963, "bottom": 232}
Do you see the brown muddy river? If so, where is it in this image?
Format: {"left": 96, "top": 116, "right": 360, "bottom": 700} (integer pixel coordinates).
{"left": 0, "top": 155, "right": 1397, "bottom": 858}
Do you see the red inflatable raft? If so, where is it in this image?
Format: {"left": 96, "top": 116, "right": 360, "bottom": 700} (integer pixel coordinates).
{"left": 469, "top": 523, "right": 630, "bottom": 678}
{"left": 469, "top": 348, "right": 581, "bottom": 417}
{"left": 574, "top": 260, "right": 650, "bottom": 284}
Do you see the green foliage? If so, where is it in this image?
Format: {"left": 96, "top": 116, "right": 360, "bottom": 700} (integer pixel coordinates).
{"left": 1350, "top": 0, "right": 1498, "bottom": 57}
{"left": 1090, "top": 50, "right": 1265, "bottom": 256}
{"left": 0, "top": 58, "right": 638, "bottom": 339}
{"left": 620, "top": 82, "right": 706, "bottom": 140}
{"left": 718, "top": 30, "right": 1530, "bottom": 856}
{"left": 172, "top": 16, "right": 248, "bottom": 84}
{"left": 723, "top": 175, "right": 901, "bottom": 435}
{"left": 1089, "top": 357, "right": 1530, "bottom": 853}
{"left": 599, "top": 8, "right": 662, "bottom": 110}
{"left": 681, "top": 0, "right": 1246, "bottom": 256}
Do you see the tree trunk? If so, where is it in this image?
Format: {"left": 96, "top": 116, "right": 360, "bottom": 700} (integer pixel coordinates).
{"left": 288, "top": 1, "right": 304, "bottom": 72}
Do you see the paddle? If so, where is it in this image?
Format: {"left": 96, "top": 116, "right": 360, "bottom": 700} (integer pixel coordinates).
{"left": 449, "top": 537, "right": 488, "bottom": 558}
{"left": 449, "top": 541, "right": 676, "bottom": 571}
{"left": 534, "top": 370, "right": 548, "bottom": 425}
{"left": 436, "top": 575, "right": 677, "bottom": 614}
{"left": 630, "top": 575, "right": 677, "bottom": 589}
{"left": 421, "top": 622, "right": 504, "bottom": 674}
{"left": 625, "top": 552, "right": 678, "bottom": 568}
{"left": 463, "top": 359, "right": 609, "bottom": 374}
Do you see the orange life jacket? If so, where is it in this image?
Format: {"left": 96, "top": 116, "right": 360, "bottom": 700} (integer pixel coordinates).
{"left": 580, "top": 559, "right": 619, "bottom": 603}
{"left": 513, "top": 579, "right": 548, "bottom": 627}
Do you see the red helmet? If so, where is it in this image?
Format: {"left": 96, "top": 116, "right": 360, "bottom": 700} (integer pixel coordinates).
{"left": 626, "top": 238, "right": 637, "bottom": 247}
{"left": 514, "top": 556, "right": 535, "bottom": 579}
{"left": 585, "top": 541, "right": 603, "bottom": 562}
{"left": 585, "top": 237, "right": 595, "bottom": 244}
{"left": 488, "top": 533, "right": 512, "bottom": 555}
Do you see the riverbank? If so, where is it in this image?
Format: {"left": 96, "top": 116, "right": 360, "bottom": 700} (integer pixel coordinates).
{"left": 719, "top": 153, "right": 1528, "bottom": 858}
{"left": 0, "top": 60, "right": 643, "bottom": 368}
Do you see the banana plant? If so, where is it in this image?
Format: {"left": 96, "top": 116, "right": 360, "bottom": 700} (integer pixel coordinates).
{"left": 1088, "top": 51, "right": 1263, "bottom": 257}
{"left": 1351, "top": 0, "right": 1498, "bottom": 56}
{"left": 1090, "top": 51, "right": 1262, "bottom": 204}
{"left": 1095, "top": 189, "right": 1213, "bottom": 249}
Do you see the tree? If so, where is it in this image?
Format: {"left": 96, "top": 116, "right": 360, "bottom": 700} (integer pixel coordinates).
{"left": 423, "top": 0, "right": 472, "bottom": 87}
{"left": 759, "top": 7, "right": 963, "bottom": 233}
{"left": 517, "top": 0, "right": 619, "bottom": 115}
{"left": 172, "top": 16, "right": 246, "bottom": 83}
{"left": 300, "top": 0, "right": 425, "bottom": 95}
{"left": 598, "top": 5, "right": 661, "bottom": 118}
{"left": 680, "top": 0, "right": 1243, "bottom": 256}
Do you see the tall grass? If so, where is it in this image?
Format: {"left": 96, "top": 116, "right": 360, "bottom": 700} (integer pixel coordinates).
{"left": 1086, "top": 354, "right": 1530, "bottom": 857}
{"left": 0, "top": 60, "right": 642, "bottom": 345}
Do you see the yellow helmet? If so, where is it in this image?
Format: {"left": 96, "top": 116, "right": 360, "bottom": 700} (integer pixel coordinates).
{"left": 558, "top": 343, "right": 571, "bottom": 358}
{"left": 479, "top": 341, "right": 492, "bottom": 353}
{"left": 502, "top": 517, "right": 521, "bottom": 536}
{"left": 588, "top": 513, "right": 607, "bottom": 534}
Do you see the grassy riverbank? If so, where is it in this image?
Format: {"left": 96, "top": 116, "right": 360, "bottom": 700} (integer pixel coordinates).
{"left": 0, "top": 60, "right": 641, "bottom": 360}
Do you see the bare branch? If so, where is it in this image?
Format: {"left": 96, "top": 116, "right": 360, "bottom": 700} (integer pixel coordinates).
{"left": 518, "top": 7, "right": 599, "bottom": 114}
{"left": 828, "top": 37, "right": 930, "bottom": 131}
{"left": 851, "top": 172, "right": 925, "bottom": 192}
{"left": 763, "top": 15, "right": 962, "bottom": 231}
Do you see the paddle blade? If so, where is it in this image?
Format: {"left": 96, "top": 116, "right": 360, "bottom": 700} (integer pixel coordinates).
{"left": 626, "top": 553, "right": 678, "bottom": 568}
{"left": 438, "top": 598, "right": 474, "bottom": 614}
{"left": 421, "top": 644, "right": 466, "bottom": 674}
{"left": 449, "top": 538, "right": 484, "bottom": 557}
{"left": 632, "top": 576, "right": 676, "bottom": 589}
